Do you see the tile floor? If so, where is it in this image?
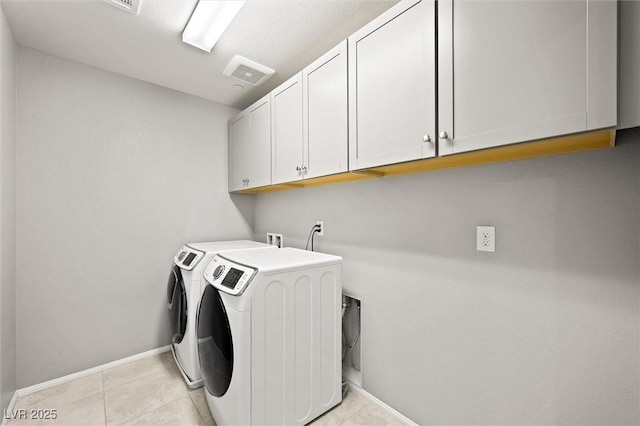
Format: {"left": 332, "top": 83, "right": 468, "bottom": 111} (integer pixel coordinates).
{"left": 6, "top": 352, "right": 403, "bottom": 425}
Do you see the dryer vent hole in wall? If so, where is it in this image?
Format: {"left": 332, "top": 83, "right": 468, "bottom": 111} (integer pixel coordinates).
{"left": 342, "top": 295, "right": 362, "bottom": 393}
{"left": 266, "top": 233, "right": 283, "bottom": 248}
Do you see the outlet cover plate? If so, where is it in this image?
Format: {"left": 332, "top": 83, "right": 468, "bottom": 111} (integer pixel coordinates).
{"left": 477, "top": 226, "right": 496, "bottom": 252}
{"left": 266, "top": 232, "right": 283, "bottom": 248}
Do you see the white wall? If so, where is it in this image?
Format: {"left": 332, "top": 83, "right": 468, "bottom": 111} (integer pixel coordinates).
{"left": 254, "top": 130, "right": 640, "bottom": 425}
{"left": 0, "top": 3, "right": 16, "bottom": 413}
{"left": 15, "top": 48, "right": 254, "bottom": 387}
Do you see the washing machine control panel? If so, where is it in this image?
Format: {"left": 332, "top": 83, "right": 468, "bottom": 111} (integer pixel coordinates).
{"left": 173, "top": 246, "right": 205, "bottom": 271}
{"left": 203, "top": 255, "right": 257, "bottom": 296}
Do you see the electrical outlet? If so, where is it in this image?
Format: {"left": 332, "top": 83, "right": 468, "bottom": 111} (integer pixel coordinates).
{"left": 476, "top": 226, "right": 496, "bottom": 252}
{"left": 266, "top": 233, "right": 283, "bottom": 248}
{"left": 316, "top": 221, "right": 324, "bottom": 236}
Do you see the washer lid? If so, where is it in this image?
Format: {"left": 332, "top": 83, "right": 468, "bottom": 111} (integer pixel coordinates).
{"left": 220, "top": 247, "right": 342, "bottom": 274}
{"left": 203, "top": 255, "right": 257, "bottom": 296}
{"left": 187, "top": 240, "right": 268, "bottom": 253}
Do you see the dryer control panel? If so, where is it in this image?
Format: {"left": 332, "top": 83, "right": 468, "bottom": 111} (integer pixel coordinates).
{"left": 203, "top": 255, "right": 257, "bottom": 296}
{"left": 173, "top": 246, "right": 205, "bottom": 271}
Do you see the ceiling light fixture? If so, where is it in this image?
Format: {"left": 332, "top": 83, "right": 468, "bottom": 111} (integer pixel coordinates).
{"left": 182, "top": 0, "right": 246, "bottom": 52}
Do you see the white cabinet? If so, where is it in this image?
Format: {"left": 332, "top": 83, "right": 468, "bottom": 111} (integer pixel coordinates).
{"left": 619, "top": 0, "right": 640, "bottom": 130}
{"left": 348, "top": 0, "right": 436, "bottom": 171}
{"left": 271, "top": 73, "right": 303, "bottom": 184}
{"left": 271, "top": 41, "right": 349, "bottom": 184}
{"left": 230, "top": 0, "right": 617, "bottom": 193}
{"left": 228, "top": 95, "right": 271, "bottom": 191}
{"left": 438, "top": 0, "right": 617, "bottom": 156}
{"left": 304, "top": 41, "right": 348, "bottom": 179}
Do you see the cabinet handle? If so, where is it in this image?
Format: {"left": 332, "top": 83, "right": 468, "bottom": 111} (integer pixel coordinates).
{"left": 422, "top": 134, "right": 432, "bottom": 143}
{"left": 301, "top": 165, "right": 307, "bottom": 173}
{"left": 439, "top": 131, "right": 449, "bottom": 139}
{"left": 296, "top": 166, "right": 301, "bottom": 172}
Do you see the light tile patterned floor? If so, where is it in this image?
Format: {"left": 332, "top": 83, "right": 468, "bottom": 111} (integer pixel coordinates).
{"left": 7, "top": 352, "right": 402, "bottom": 425}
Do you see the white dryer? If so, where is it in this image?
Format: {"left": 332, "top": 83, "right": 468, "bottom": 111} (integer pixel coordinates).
{"left": 167, "top": 240, "right": 270, "bottom": 388}
{"left": 197, "top": 247, "right": 342, "bottom": 425}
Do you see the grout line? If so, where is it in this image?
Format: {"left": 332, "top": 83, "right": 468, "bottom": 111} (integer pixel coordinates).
{"left": 16, "top": 346, "right": 170, "bottom": 398}
{"left": 103, "top": 371, "right": 188, "bottom": 426}
{"left": 187, "top": 393, "right": 208, "bottom": 426}
{"left": 113, "top": 368, "right": 191, "bottom": 425}
{"left": 103, "top": 351, "right": 175, "bottom": 392}
{"left": 115, "top": 390, "right": 192, "bottom": 426}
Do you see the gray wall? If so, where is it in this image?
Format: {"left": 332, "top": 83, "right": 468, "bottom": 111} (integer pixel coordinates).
{"left": 15, "top": 48, "right": 254, "bottom": 387}
{"left": 0, "top": 3, "right": 16, "bottom": 412}
{"left": 254, "top": 130, "right": 640, "bottom": 425}
{"left": 619, "top": 0, "right": 640, "bottom": 129}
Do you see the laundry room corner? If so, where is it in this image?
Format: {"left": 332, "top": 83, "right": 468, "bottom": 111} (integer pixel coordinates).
{"left": 0, "top": 1, "right": 17, "bottom": 415}
{"left": 13, "top": 48, "right": 253, "bottom": 388}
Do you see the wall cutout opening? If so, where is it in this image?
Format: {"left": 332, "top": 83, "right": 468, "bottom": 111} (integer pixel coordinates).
{"left": 342, "top": 294, "right": 361, "bottom": 391}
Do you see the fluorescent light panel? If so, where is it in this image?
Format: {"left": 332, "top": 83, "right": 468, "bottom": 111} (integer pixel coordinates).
{"left": 182, "top": 0, "right": 246, "bottom": 52}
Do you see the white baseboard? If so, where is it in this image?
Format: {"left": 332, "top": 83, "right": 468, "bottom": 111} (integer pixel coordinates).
{"left": 1, "top": 391, "right": 19, "bottom": 426}
{"left": 15, "top": 345, "right": 171, "bottom": 398}
{"left": 346, "top": 380, "right": 417, "bottom": 426}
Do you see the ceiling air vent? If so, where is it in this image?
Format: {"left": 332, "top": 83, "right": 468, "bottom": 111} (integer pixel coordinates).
{"left": 103, "top": 0, "right": 142, "bottom": 15}
{"left": 223, "top": 56, "right": 275, "bottom": 87}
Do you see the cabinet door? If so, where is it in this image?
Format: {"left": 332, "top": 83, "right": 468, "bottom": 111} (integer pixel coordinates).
{"left": 619, "top": 0, "right": 640, "bottom": 130}
{"left": 348, "top": 0, "right": 436, "bottom": 171}
{"left": 438, "top": 0, "right": 616, "bottom": 156}
{"left": 228, "top": 112, "right": 250, "bottom": 192}
{"left": 271, "top": 73, "right": 303, "bottom": 184}
{"left": 303, "top": 41, "right": 348, "bottom": 179}
{"left": 247, "top": 96, "right": 272, "bottom": 189}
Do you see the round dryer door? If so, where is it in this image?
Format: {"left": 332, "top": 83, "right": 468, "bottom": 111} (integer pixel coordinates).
{"left": 197, "top": 285, "right": 233, "bottom": 397}
{"left": 167, "top": 264, "right": 187, "bottom": 344}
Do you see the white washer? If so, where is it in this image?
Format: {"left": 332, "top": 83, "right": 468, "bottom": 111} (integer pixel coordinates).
{"left": 197, "top": 247, "right": 342, "bottom": 425}
{"left": 167, "top": 240, "right": 270, "bottom": 388}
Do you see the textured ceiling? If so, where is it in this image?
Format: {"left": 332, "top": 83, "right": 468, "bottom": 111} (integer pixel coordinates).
{"left": 1, "top": 0, "right": 397, "bottom": 109}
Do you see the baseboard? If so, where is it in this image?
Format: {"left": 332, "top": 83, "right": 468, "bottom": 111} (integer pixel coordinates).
{"left": 346, "top": 380, "right": 417, "bottom": 426}
{"left": 1, "top": 391, "right": 19, "bottom": 426}
{"left": 16, "top": 345, "right": 171, "bottom": 398}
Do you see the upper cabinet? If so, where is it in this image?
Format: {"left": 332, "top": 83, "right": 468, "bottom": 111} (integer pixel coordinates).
{"left": 271, "top": 41, "right": 349, "bottom": 184}
{"left": 304, "top": 41, "right": 349, "bottom": 179}
{"left": 438, "top": 0, "right": 617, "bottom": 156}
{"left": 229, "top": 0, "right": 617, "bottom": 193}
{"left": 228, "top": 95, "right": 271, "bottom": 192}
{"left": 271, "top": 73, "right": 304, "bottom": 185}
{"left": 348, "top": 0, "right": 436, "bottom": 171}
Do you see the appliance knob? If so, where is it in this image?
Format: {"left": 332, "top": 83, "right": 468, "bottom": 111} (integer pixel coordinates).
{"left": 213, "top": 265, "right": 225, "bottom": 279}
